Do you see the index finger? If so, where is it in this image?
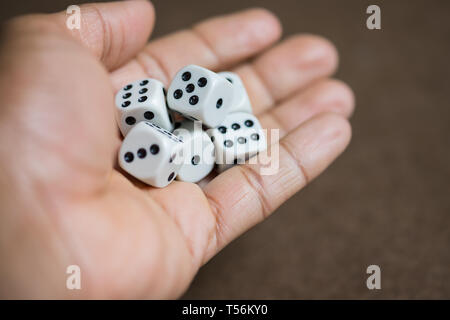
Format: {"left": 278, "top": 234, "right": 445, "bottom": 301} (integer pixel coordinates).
{"left": 110, "top": 8, "right": 282, "bottom": 89}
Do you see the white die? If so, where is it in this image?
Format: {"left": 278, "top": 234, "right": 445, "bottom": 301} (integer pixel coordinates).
{"left": 173, "top": 120, "right": 215, "bottom": 183}
{"left": 219, "top": 72, "right": 252, "bottom": 114}
{"left": 115, "top": 78, "right": 174, "bottom": 136}
{"left": 208, "top": 113, "right": 266, "bottom": 173}
{"left": 119, "top": 122, "right": 184, "bottom": 188}
{"left": 167, "top": 65, "right": 233, "bottom": 128}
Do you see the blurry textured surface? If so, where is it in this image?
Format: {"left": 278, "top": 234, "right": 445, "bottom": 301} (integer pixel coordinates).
{"left": 1, "top": 0, "right": 449, "bottom": 299}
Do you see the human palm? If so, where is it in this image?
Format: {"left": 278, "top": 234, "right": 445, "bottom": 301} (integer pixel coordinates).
{"left": 0, "top": 1, "right": 354, "bottom": 298}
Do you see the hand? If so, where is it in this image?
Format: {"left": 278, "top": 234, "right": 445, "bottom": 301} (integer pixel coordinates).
{"left": 0, "top": 1, "right": 354, "bottom": 298}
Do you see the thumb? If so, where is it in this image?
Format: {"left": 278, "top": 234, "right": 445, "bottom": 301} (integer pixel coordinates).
{"left": 49, "top": 0, "right": 154, "bottom": 70}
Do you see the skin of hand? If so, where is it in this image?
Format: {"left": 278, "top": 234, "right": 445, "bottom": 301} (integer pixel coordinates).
{"left": 0, "top": 1, "right": 354, "bottom": 299}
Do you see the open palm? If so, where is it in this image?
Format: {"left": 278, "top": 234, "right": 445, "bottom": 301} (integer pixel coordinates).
{"left": 0, "top": 1, "right": 354, "bottom": 298}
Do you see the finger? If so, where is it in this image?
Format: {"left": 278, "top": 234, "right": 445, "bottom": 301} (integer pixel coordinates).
{"left": 199, "top": 78, "right": 354, "bottom": 184}
{"left": 110, "top": 8, "right": 281, "bottom": 89}
{"left": 233, "top": 35, "right": 339, "bottom": 115}
{"left": 202, "top": 113, "right": 351, "bottom": 261}
{"left": 47, "top": 0, "right": 155, "bottom": 70}
{"left": 259, "top": 79, "right": 355, "bottom": 143}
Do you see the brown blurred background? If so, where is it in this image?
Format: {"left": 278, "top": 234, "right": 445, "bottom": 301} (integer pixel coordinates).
{"left": 1, "top": 0, "right": 448, "bottom": 299}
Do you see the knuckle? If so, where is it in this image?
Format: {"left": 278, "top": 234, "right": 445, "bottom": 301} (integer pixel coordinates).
{"left": 83, "top": 5, "right": 110, "bottom": 59}
{"left": 238, "top": 165, "right": 272, "bottom": 220}
{"left": 279, "top": 139, "right": 310, "bottom": 185}
{"left": 318, "top": 79, "right": 355, "bottom": 116}
{"left": 289, "top": 34, "right": 339, "bottom": 72}
{"left": 246, "top": 7, "right": 282, "bottom": 39}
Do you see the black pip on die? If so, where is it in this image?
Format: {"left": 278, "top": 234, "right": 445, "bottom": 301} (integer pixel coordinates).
{"left": 119, "top": 122, "right": 184, "bottom": 188}
{"left": 209, "top": 112, "right": 267, "bottom": 173}
{"left": 115, "top": 79, "right": 174, "bottom": 136}
{"left": 167, "top": 65, "right": 234, "bottom": 128}
{"left": 173, "top": 120, "right": 215, "bottom": 183}
{"left": 115, "top": 63, "right": 261, "bottom": 187}
{"left": 219, "top": 71, "right": 252, "bottom": 114}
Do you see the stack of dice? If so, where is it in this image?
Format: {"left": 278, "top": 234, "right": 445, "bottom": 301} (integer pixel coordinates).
{"left": 115, "top": 65, "right": 266, "bottom": 188}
